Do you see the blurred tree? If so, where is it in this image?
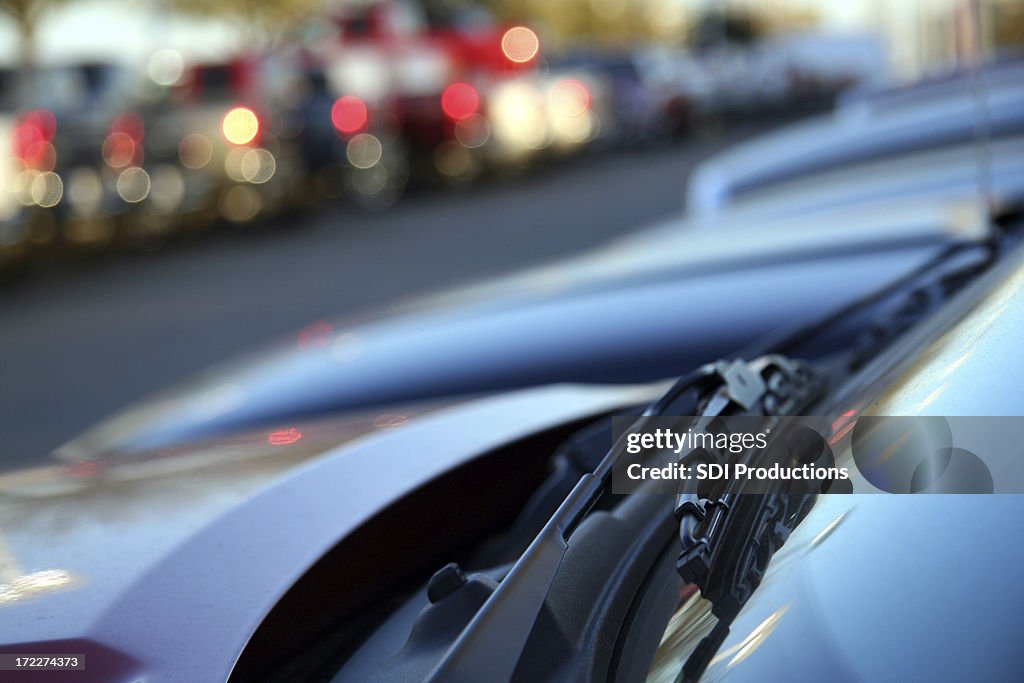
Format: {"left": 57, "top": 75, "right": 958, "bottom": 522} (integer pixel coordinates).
{"left": 0, "top": 0, "right": 63, "bottom": 65}
{"left": 160, "top": 0, "right": 326, "bottom": 46}
{"left": 692, "top": 9, "right": 762, "bottom": 51}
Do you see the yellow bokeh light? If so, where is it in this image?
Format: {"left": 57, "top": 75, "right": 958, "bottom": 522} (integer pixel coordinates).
{"left": 501, "top": 26, "right": 540, "bottom": 64}
{"left": 222, "top": 107, "right": 259, "bottom": 146}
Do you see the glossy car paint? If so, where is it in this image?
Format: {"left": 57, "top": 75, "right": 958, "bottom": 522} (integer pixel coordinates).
{"left": 696, "top": 136, "right": 1024, "bottom": 225}
{"left": 685, "top": 63, "right": 1024, "bottom": 216}
{"left": 0, "top": 385, "right": 658, "bottom": 681}
{"left": 55, "top": 189, "right": 986, "bottom": 459}
{"left": 658, "top": 494, "right": 1024, "bottom": 682}
{"left": 648, "top": 242, "right": 1024, "bottom": 683}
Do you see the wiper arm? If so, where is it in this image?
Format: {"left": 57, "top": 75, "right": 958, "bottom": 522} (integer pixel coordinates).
{"left": 423, "top": 362, "right": 720, "bottom": 683}
{"left": 424, "top": 355, "right": 823, "bottom": 683}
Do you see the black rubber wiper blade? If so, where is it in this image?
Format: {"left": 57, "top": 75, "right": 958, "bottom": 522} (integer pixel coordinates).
{"left": 672, "top": 356, "right": 826, "bottom": 683}
{"left": 738, "top": 240, "right": 999, "bottom": 368}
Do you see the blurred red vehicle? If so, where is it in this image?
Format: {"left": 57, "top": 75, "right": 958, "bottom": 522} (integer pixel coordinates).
{"left": 320, "top": 0, "right": 557, "bottom": 185}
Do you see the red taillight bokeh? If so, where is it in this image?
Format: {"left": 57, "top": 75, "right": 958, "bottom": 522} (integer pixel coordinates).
{"left": 13, "top": 109, "right": 57, "bottom": 167}
{"left": 441, "top": 82, "right": 479, "bottom": 122}
{"left": 103, "top": 133, "right": 138, "bottom": 168}
{"left": 332, "top": 96, "right": 369, "bottom": 135}
{"left": 102, "top": 114, "right": 146, "bottom": 168}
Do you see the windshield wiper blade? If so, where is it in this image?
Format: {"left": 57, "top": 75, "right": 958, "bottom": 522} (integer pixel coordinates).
{"left": 671, "top": 356, "right": 826, "bottom": 683}
{"left": 733, "top": 240, "right": 999, "bottom": 370}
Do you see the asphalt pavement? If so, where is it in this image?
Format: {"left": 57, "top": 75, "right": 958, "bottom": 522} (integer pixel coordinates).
{"left": 0, "top": 129, "right": 763, "bottom": 469}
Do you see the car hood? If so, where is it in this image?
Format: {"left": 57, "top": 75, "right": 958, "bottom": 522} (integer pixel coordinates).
{"left": 0, "top": 383, "right": 658, "bottom": 681}
{"left": 56, "top": 193, "right": 989, "bottom": 460}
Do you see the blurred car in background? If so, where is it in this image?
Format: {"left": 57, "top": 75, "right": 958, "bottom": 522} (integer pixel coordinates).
{"left": 160, "top": 57, "right": 307, "bottom": 226}
{"left": 282, "top": 61, "right": 354, "bottom": 203}
{"left": 0, "top": 3, "right": 902, "bottom": 285}
{"left": 322, "top": 0, "right": 576, "bottom": 189}
{"left": 746, "top": 32, "right": 887, "bottom": 107}
{"left": 546, "top": 51, "right": 666, "bottom": 147}
{"left": 0, "top": 65, "right": 31, "bottom": 279}
{"left": 686, "top": 57, "right": 1024, "bottom": 217}
{"left": 11, "top": 62, "right": 143, "bottom": 254}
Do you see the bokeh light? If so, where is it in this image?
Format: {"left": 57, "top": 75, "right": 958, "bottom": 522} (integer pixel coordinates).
{"left": 116, "top": 167, "right": 152, "bottom": 203}
{"left": 441, "top": 83, "right": 480, "bottom": 121}
{"left": 490, "top": 81, "right": 548, "bottom": 150}
{"left": 332, "top": 96, "right": 369, "bottom": 135}
{"left": 31, "top": 172, "right": 64, "bottom": 207}
{"left": 111, "top": 113, "right": 145, "bottom": 142}
{"left": 551, "top": 80, "right": 591, "bottom": 118}
{"left": 240, "top": 148, "right": 277, "bottom": 184}
{"left": 455, "top": 114, "right": 491, "bottom": 149}
{"left": 179, "top": 133, "right": 213, "bottom": 170}
{"left": 149, "top": 165, "right": 186, "bottom": 214}
{"left": 551, "top": 109, "right": 597, "bottom": 144}
{"left": 21, "top": 141, "right": 57, "bottom": 172}
{"left": 67, "top": 168, "right": 104, "bottom": 216}
{"left": 222, "top": 107, "right": 260, "bottom": 146}
{"left": 220, "top": 185, "right": 261, "bottom": 222}
{"left": 13, "top": 170, "right": 38, "bottom": 206}
{"left": 351, "top": 165, "right": 389, "bottom": 196}
{"left": 14, "top": 110, "right": 57, "bottom": 169}
{"left": 346, "top": 133, "right": 383, "bottom": 169}
{"left": 147, "top": 48, "right": 184, "bottom": 86}
{"left": 103, "top": 132, "right": 138, "bottom": 168}
{"left": 501, "top": 26, "right": 540, "bottom": 64}
{"left": 224, "top": 147, "right": 249, "bottom": 182}
{"left": 434, "top": 141, "right": 480, "bottom": 182}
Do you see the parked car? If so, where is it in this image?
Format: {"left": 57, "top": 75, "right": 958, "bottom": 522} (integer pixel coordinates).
{"left": 0, "top": 66, "right": 31, "bottom": 279}
{"left": 546, "top": 51, "right": 665, "bottom": 146}
{"left": 685, "top": 57, "right": 1024, "bottom": 217}
{"left": 10, "top": 62, "right": 146, "bottom": 254}
{"left": 163, "top": 57, "right": 307, "bottom": 225}
{"left": 286, "top": 55, "right": 410, "bottom": 207}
